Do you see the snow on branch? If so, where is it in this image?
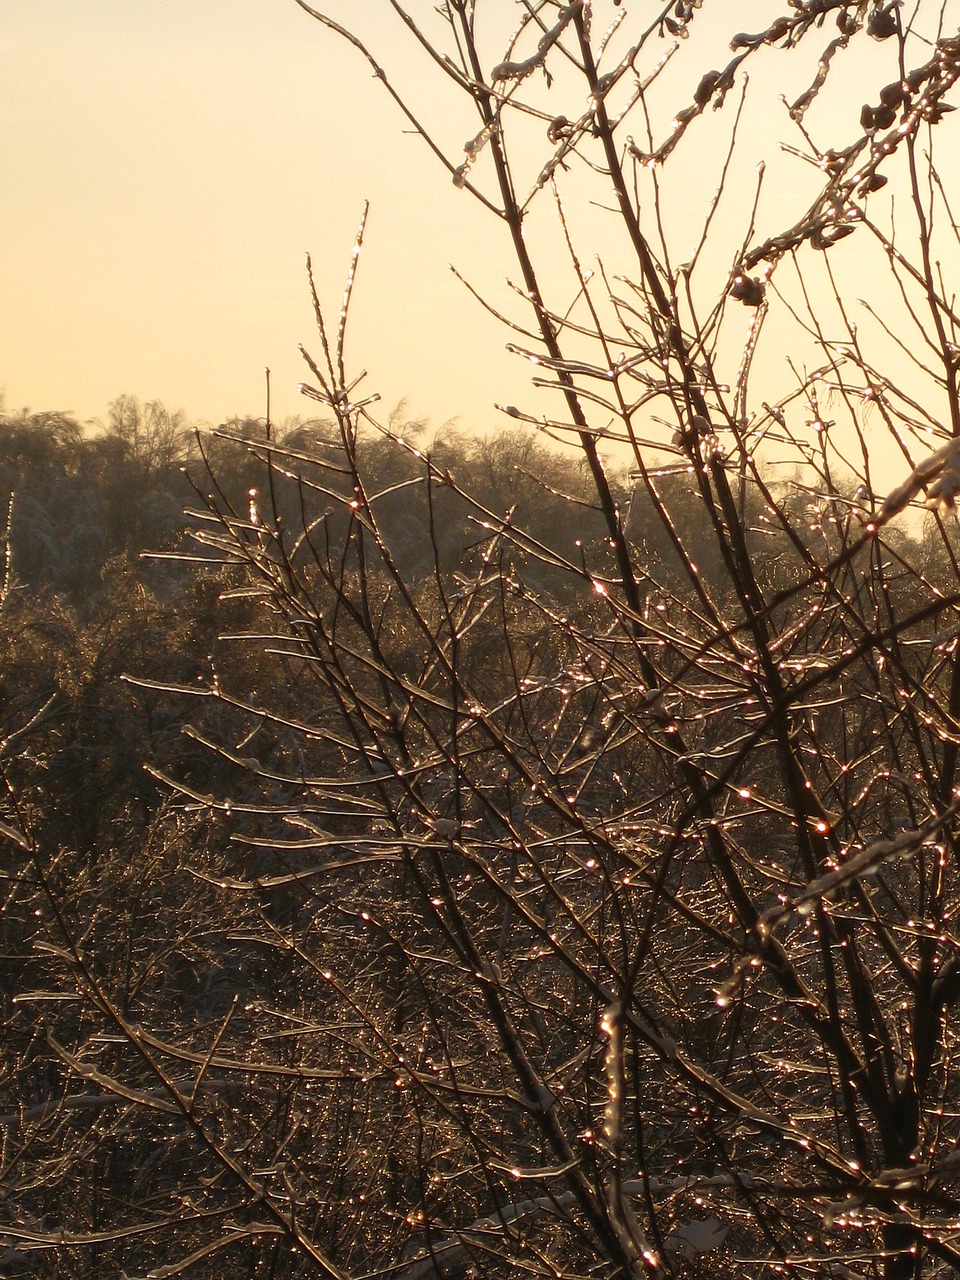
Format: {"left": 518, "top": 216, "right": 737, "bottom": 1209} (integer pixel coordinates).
{"left": 882, "top": 436, "right": 960, "bottom": 518}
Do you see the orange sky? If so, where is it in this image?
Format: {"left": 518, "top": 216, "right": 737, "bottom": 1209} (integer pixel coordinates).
{"left": 2, "top": 1, "right": 956, "bottom": 468}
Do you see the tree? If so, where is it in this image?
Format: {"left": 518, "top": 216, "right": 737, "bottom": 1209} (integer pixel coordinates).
{"left": 6, "top": 3, "right": 960, "bottom": 1278}
{"left": 102, "top": 394, "right": 192, "bottom": 475}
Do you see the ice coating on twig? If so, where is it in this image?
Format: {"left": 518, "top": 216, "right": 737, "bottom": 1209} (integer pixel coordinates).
{"left": 491, "top": 1, "right": 582, "bottom": 84}
{"left": 453, "top": 120, "right": 499, "bottom": 189}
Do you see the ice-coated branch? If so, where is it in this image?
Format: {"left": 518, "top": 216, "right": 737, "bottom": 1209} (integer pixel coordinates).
{"left": 491, "top": 1, "right": 583, "bottom": 84}
{"left": 882, "top": 436, "right": 960, "bottom": 518}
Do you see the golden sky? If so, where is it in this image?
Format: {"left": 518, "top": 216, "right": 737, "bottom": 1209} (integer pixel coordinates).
{"left": 2, "top": 2, "right": 519, "bottom": 429}
{"left": 2, "top": 0, "right": 956, "bottom": 465}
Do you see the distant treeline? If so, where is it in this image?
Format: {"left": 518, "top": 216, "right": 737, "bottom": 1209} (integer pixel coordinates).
{"left": 0, "top": 395, "right": 626, "bottom": 859}
{"left": 0, "top": 396, "right": 636, "bottom": 603}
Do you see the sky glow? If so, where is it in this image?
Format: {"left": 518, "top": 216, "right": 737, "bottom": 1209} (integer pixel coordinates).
{"left": 3, "top": 2, "right": 525, "bottom": 430}
{"left": 3, "top": 0, "right": 956, "bottom": 477}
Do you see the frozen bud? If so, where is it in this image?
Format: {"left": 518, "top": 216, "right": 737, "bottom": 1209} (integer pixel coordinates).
{"left": 694, "top": 69, "right": 720, "bottom": 107}
{"left": 874, "top": 103, "right": 897, "bottom": 129}
{"left": 860, "top": 103, "right": 876, "bottom": 130}
{"left": 837, "top": 10, "right": 858, "bottom": 34}
{"left": 858, "top": 172, "right": 888, "bottom": 195}
{"left": 729, "top": 274, "right": 765, "bottom": 306}
{"left": 547, "top": 115, "right": 573, "bottom": 143}
{"left": 765, "top": 16, "right": 791, "bottom": 43}
{"left": 868, "top": 5, "right": 897, "bottom": 40}
{"left": 924, "top": 101, "right": 957, "bottom": 125}
{"left": 879, "top": 81, "right": 904, "bottom": 109}
{"left": 810, "top": 222, "right": 855, "bottom": 251}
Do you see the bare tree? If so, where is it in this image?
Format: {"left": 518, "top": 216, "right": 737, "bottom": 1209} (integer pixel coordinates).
{"left": 7, "top": 3, "right": 960, "bottom": 1278}
{"left": 103, "top": 395, "right": 192, "bottom": 474}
